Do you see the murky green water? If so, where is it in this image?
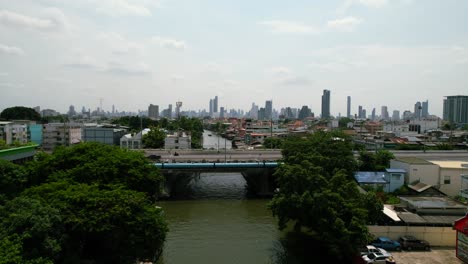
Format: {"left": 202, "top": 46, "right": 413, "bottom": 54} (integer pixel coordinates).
{"left": 156, "top": 173, "right": 287, "bottom": 264}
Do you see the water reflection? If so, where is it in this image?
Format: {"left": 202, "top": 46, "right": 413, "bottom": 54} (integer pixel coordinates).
{"left": 157, "top": 172, "right": 340, "bottom": 264}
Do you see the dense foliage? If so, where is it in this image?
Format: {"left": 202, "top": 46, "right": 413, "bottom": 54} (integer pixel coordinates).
{"left": 142, "top": 126, "right": 166, "bottom": 148}
{"left": 269, "top": 131, "right": 382, "bottom": 262}
{"left": 263, "top": 137, "right": 284, "bottom": 149}
{"left": 358, "top": 150, "right": 395, "bottom": 171}
{"left": 0, "top": 106, "right": 41, "bottom": 121}
{"left": 0, "top": 143, "right": 168, "bottom": 263}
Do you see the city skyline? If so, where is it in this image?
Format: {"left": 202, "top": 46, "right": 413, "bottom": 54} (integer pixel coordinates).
{"left": 1, "top": 1, "right": 468, "bottom": 116}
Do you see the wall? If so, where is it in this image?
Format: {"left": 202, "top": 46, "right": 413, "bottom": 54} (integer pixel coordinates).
{"left": 439, "top": 168, "right": 468, "bottom": 197}
{"left": 390, "top": 160, "right": 439, "bottom": 185}
{"left": 368, "top": 225, "right": 456, "bottom": 247}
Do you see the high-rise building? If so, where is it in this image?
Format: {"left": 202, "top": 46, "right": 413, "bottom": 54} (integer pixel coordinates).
{"left": 258, "top": 107, "right": 266, "bottom": 120}
{"left": 321, "top": 89, "right": 330, "bottom": 119}
{"left": 381, "top": 106, "right": 389, "bottom": 120}
{"left": 362, "top": 109, "right": 366, "bottom": 119}
{"left": 209, "top": 99, "right": 213, "bottom": 116}
{"left": 371, "top": 108, "right": 376, "bottom": 121}
{"left": 249, "top": 103, "right": 258, "bottom": 119}
{"left": 220, "top": 107, "right": 225, "bottom": 119}
{"left": 414, "top": 102, "right": 422, "bottom": 119}
{"left": 214, "top": 96, "right": 218, "bottom": 113}
{"left": 392, "top": 110, "right": 400, "bottom": 121}
{"left": 347, "top": 96, "right": 351, "bottom": 118}
{"left": 148, "top": 104, "right": 159, "bottom": 119}
{"left": 175, "top": 102, "right": 182, "bottom": 119}
{"left": 358, "top": 105, "right": 363, "bottom": 119}
{"left": 443, "top": 95, "right": 468, "bottom": 124}
{"left": 422, "top": 100, "right": 429, "bottom": 118}
{"left": 168, "top": 104, "right": 173, "bottom": 119}
{"left": 265, "top": 100, "right": 273, "bottom": 120}
{"left": 298, "top": 105, "right": 312, "bottom": 120}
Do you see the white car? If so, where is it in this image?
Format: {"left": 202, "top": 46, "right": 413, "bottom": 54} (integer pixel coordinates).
{"left": 362, "top": 252, "right": 394, "bottom": 264}
{"left": 360, "top": 245, "right": 389, "bottom": 256}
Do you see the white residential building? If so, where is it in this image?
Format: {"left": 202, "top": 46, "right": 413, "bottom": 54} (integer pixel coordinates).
{"left": 120, "top": 128, "right": 150, "bottom": 149}
{"left": 42, "top": 123, "right": 82, "bottom": 151}
{"left": 164, "top": 132, "right": 191, "bottom": 149}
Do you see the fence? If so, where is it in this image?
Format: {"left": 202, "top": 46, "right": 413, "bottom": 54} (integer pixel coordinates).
{"left": 368, "top": 225, "right": 456, "bottom": 247}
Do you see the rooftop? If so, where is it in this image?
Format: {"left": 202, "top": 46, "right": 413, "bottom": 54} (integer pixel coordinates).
{"left": 428, "top": 160, "right": 468, "bottom": 169}
{"left": 354, "top": 171, "right": 388, "bottom": 184}
{"left": 394, "top": 157, "right": 432, "bottom": 165}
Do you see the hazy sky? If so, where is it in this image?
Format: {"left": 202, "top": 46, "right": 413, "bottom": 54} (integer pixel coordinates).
{"left": 0, "top": 0, "right": 467, "bottom": 117}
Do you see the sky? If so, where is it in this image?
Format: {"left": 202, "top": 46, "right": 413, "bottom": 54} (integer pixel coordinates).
{"left": 0, "top": 0, "right": 467, "bottom": 117}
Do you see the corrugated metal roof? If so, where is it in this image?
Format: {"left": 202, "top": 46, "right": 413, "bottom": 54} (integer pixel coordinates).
{"left": 354, "top": 172, "right": 388, "bottom": 184}
{"left": 395, "top": 157, "right": 432, "bottom": 165}
{"left": 386, "top": 168, "right": 406, "bottom": 173}
{"left": 398, "top": 212, "right": 426, "bottom": 224}
{"left": 429, "top": 160, "right": 468, "bottom": 169}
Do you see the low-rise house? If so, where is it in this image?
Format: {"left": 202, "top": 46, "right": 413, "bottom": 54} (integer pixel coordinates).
{"left": 354, "top": 168, "right": 406, "bottom": 192}
{"left": 120, "top": 128, "right": 149, "bottom": 149}
{"left": 164, "top": 131, "right": 191, "bottom": 150}
{"left": 83, "top": 125, "right": 127, "bottom": 146}
{"left": 429, "top": 160, "right": 468, "bottom": 197}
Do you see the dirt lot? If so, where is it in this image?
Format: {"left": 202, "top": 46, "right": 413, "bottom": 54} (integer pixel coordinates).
{"left": 391, "top": 247, "right": 463, "bottom": 264}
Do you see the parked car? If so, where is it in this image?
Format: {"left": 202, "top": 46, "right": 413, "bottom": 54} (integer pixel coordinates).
{"left": 398, "top": 235, "right": 430, "bottom": 251}
{"left": 371, "top": 237, "right": 401, "bottom": 251}
{"left": 359, "top": 245, "right": 389, "bottom": 256}
{"left": 362, "top": 252, "right": 393, "bottom": 264}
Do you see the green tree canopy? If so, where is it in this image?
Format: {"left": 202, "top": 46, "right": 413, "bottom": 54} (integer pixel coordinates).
{"left": 142, "top": 126, "right": 166, "bottom": 148}
{"left": 26, "top": 142, "right": 164, "bottom": 199}
{"left": 1, "top": 183, "right": 167, "bottom": 263}
{"left": 0, "top": 160, "right": 28, "bottom": 204}
{"left": 270, "top": 131, "right": 382, "bottom": 261}
{"left": 0, "top": 106, "right": 41, "bottom": 121}
{"left": 358, "top": 150, "right": 395, "bottom": 171}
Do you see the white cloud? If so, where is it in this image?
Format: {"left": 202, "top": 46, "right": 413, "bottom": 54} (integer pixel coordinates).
{"left": 358, "top": 0, "right": 388, "bottom": 8}
{"left": 0, "top": 44, "right": 25, "bottom": 55}
{"left": 0, "top": 9, "right": 67, "bottom": 31}
{"left": 151, "top": 37, "right": 186, "bottom": 50}
{"left": 99, "top": 32, "right": 144, "bottom": 55}
{"left": 327, "top": 17, "right": 363, "bottom": 32}
{"left": 259, "top": 20, "right": 320, "bottom": 34}
{"left": 269, "top": 67, "right": 292, "bottom": 76}
{"left": 106, "top": 61, "right": 151, "bottom": 75}
{"left": 94, "top": 0, "right": 155, "bottom": 17}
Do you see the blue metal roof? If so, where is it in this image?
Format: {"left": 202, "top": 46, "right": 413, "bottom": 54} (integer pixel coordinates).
{"left": 354, "top": 172, "right": 388, "bottom": 184}
{"left": 154, "top": 162, "right": 279, "bottom": 169}
{"left": 386, "top": 168, "right": 406, "bottom": 173}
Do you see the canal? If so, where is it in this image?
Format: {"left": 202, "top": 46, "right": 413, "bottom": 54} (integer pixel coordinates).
{"left": 156, "top": 131, "right": 327, "bottom": 264}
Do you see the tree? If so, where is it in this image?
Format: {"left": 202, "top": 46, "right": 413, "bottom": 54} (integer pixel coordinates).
{"left": 0, "top": 106, "right": 41, "bottom": 121}
{"left": 281, "top": 131, "right": 357, "bottom": 178}
{"left": 26, "top": 142, "right": 165, "bottom": 199}
{"left": 358, "top": 150, "right": 394, "bottom": 171}
{"left": 142, "top": 126, "right": 166, "bottom": 148}
{"left": 1, "top": 183, "right": 168, "bottom": 263}
{"left": 0, "top": 160, "right": 28, "bottom": 204}
{"left": 263, "top": 137, "right": 283, "bottom": 149}
{"left": 270, "top": 131, "right": 381, "bottom": 261}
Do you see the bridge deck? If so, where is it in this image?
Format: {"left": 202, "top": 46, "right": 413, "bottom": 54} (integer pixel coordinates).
{"left": 155, "top": 162, "right": 279, "bottom": 169}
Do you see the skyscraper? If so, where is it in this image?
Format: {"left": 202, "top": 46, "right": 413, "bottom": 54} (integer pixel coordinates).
{"left": 371, "top": 108, "right": 376, "bottom": 121}
{"left": 321, "top": 89, "right": 330, "bottom": 119}
{"left": 443, "top": 95, "right": 468, "bottom": 124}
{"left": 392, "top": 110, "right": 400, "bottom": 121}
{"left": 209, "top": 99, "right": 213, "bottom": 115}
{"left": 148, "top": 104, "right": 159, "bottom": 119}
{"left": 414, "top": 101, "right": 422, "bottom": 119}
{"left": 214, "top": 96, "right": 218, "bottom": 113}
{"left": 220, "top": 107, "right": 225, "bottom": 119}
{"left": 381, "top": 106, "right": 389, "bottom": 120}
{"left": 347, "top": 96, "right": 351, "bottom": 118}
{"left": 422, "top": 100, "right": 429, "bottom": 118}
{"left": 168, "top": 104, "right": 172, "bottom": 119}
{"left": 265, "top": 100, "right": 273, "bottom": 120}
{"left": 358, "top": 105, "right": 363, "bottom": 119}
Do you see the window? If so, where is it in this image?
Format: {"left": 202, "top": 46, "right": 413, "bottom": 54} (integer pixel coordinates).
{"left": 391, "top": 173, "right": 401, "bottom": 181}
{"left": 444, "top": 176, "right": 451, "bottom": 185}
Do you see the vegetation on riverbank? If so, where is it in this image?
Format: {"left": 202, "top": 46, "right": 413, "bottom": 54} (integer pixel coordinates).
{"left": 269, "top": 131, "right": 383, "bottom": 262}
{"left": 0, "top": 143, "right": 168, "bottom": 263}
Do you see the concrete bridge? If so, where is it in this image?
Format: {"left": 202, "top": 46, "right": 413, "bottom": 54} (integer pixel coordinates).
{"left": 146, "top": 149, "right": 468, "bottom": 162}
{"left": 155, "top": 162, "right": 279, "bottom": 197}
